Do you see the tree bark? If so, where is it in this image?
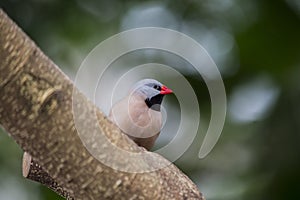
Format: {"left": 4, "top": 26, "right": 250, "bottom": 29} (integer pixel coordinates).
{"left": 0, "top": 9, "right": 205, "bottom": 200}
{"left": 22, "top": 152, "right": 74, "bottom": 199}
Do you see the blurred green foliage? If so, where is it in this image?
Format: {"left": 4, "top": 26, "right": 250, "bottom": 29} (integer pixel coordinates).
{"left": 1, "top": 0, "right": 300, "bottom": 199}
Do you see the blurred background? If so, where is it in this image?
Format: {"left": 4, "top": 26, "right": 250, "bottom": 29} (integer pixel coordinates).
{"left": 1, "top": 0, "right": 300, "bottom": 199}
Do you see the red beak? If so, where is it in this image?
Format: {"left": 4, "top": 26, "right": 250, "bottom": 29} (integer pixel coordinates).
{"left": 160, "top": 85, "right": 173, "bottom": 95}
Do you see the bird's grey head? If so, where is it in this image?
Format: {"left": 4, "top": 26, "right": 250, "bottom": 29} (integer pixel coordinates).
{"left": 131, "top": 79, "right": 173, "bottom": 111}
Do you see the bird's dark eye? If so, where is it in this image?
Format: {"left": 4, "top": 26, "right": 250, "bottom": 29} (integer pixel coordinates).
{"left": 153, "top": 85, "right": 161, "bottom": 90}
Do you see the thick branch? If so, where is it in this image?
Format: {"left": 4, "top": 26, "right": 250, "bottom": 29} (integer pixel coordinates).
{"left": 0, "top": 9, "right": 204, "bottom": 200}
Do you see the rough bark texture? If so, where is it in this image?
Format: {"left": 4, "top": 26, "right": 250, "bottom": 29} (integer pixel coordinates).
{"left": 23, "top": 152, "right": 74, "bottom": 199}
{"left": 0, "top": 9, "right": 205, "bottom": 200}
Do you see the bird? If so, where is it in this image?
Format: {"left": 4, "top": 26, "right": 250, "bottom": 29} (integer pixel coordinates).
{"left": 109, "top": 79, "right": 173, "bottom": 150}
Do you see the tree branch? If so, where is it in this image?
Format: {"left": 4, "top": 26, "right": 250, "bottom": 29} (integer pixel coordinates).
{"left": 22, "top": 152, "right": 74, "bottom": 199}
{"left": 0, "top": 9, "right": 204, "bottom": 200}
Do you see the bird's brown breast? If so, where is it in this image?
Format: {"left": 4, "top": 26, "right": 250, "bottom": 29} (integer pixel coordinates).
{"left": 109, "top": 94, "right": 162, "bottom": 150}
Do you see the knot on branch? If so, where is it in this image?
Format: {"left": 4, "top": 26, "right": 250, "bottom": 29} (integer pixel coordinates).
{"left": 19, "top": 72, "right": 62, "bottom": 118}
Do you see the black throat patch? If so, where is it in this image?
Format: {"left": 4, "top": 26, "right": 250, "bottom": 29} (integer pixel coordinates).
{"left": 145, "top": 94, "right": 164, "bottom": 111}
